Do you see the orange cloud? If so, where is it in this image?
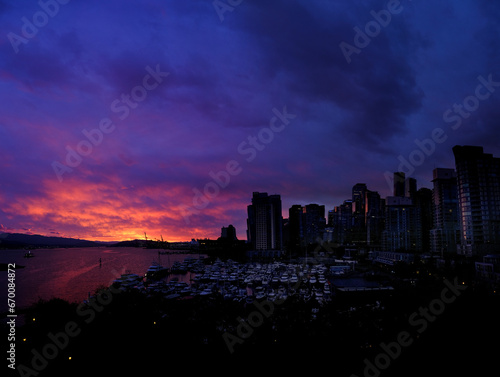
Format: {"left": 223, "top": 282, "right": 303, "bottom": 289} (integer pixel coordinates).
{"left": 1, "top": 173, "right": 241, "bottom": 242}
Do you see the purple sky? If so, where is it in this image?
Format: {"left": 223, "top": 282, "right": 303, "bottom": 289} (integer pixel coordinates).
{"left": 0, "top": 0, "right": 499, "bottom": 241}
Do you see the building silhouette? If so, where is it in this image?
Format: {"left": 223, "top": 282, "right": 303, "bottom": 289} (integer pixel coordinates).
{"left": 330, "top": 200, "right": 353, "bottom": 245}
{"left": 394, "top": 172, "right": 406, "bottom": 197}
{"left": 352, "top": 184, "right": 368, "bottom": 246}
{"left": 406, "top": 177, "right": 417, "bottom": 200}
{"left": 247, "top": 192, "right": 283, "bottom": 252}
{"left": 288, "top": 204, "right": 305, "bottom": 251}
{"left": 382, "top": 196, "right": 421, "bottom": 253}
{"left": 430, "top": 168, "right": 460, "bottom": 255}
{"left": 365, "top": 189, "right": 384, "bottom": 249}
{"left": 248, "top": 146, "right": 499, "bottom": 257}
{"left": 453, "top": 146, "right": 500, "bottom": 255}
{"left": 221, "top": 224, "right": 237, "bottom": 241}
{"left": 287, "top": 204, "right": 326, "bottom": 250}
{"left": 303, "top": 204, "right": 326, "bottom": 245}
{"left": 415, "top": 187, "right": 433, "bottom": 253}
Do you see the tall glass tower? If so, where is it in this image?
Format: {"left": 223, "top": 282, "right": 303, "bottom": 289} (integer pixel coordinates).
{"left": 453, "top": 146, "right": 500, "bottom": 256}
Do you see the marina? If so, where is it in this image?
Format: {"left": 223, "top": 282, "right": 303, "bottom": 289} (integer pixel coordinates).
{"left": 110, "top": 255, "right": 387, "bottom": 305}
{"left": 0, "top": 247, "right": 392, "bottom": 314}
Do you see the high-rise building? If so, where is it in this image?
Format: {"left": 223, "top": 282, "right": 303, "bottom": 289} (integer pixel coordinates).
{"left": 327, "top": 209, "right": 335, "bottom": 228}
{"left": 382, "top": 196, "right": 421, "bottom": 252}
{"left": 303, "top": 204, "right": 326, "bottom": 245}
{"left": 247, "top": 192, "right": 283, "bottom": 251}
{"left": 288, "top": 204, "right": 326, "bottom": 248}
{"left": 282, "top": 217, "right": 290, "bottom": 250}
{"left": 331, "top": 200, "right": 353, "bottom": 245}
{"left": 415, "top": 187, "right": 433, "bottom": 253}
{"left": 221, "top": 224, "right": 237, "bottom": 241}
{"left": 288, "top": 205, "right": 304, "bottom": 250}
{"left": 453, "top": 146, "right": 500, "bottom": 255}
{"left": 405, "top": 177, "right": 417, "bottom": 200}
{"left": 430, "top": 168, "right": 460, "bottom": 255}
{"left": 352, "top": 184, "right": 368, "bottom": 246}
{"left": 365, "top": 190, "right": 384, "bottom": 248}
{"left": 394, "top": 172, "right": 406, "bottom": 197}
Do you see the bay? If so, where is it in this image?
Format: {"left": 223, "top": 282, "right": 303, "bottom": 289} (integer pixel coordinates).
{"left": 0, "top": 247, "right": 202, "bottom": 312}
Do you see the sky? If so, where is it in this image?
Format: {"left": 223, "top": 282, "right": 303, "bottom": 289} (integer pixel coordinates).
{"left": 0, "top": 0, "right": 499, "bottom": 242}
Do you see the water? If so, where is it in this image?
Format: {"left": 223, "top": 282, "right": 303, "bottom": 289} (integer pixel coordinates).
{"left": 0, "top": 247, "right": 202, "bottom": 312}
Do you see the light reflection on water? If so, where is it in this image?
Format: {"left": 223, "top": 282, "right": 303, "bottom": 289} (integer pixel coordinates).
{"left": 0, "top": 247, "right": 203, "bottom": 311}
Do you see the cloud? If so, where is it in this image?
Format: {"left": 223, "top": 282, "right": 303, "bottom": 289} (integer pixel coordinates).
{"left": 0, "top": 0, "right": 499, "bottom": 241}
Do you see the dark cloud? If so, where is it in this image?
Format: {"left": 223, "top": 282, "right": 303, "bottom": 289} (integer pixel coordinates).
{"left": 230, "top": 0, "right": 426, "bottom": 155}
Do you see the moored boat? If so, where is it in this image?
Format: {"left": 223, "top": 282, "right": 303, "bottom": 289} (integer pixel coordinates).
{"left": 145, "top": 261, "right": 169, "bottom": 280}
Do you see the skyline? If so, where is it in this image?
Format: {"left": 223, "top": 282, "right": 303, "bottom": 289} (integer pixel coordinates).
{"left": 0, "top": 143, "right": 490, "bottom": 244}
{"left": 1, "top": 0, "right": 500, "bottom": 242}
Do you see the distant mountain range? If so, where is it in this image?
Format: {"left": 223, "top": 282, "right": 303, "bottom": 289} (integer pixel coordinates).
{"left": 0, "top": 232, "right": 115, "bottom": 249}
{"left": 0, "top": 232, "right": 188, "bottom": 249}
